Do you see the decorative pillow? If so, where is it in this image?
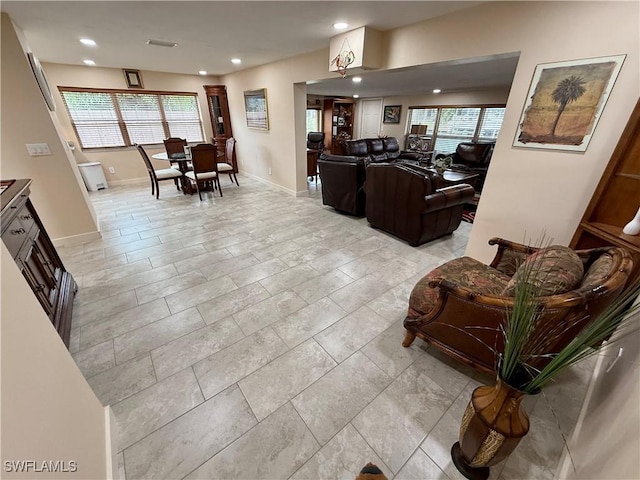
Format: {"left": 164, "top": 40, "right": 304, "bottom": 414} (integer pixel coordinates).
{"left": 503, "top": 245, "right": 584, "bottom": 297}
{"left": 579, "top": 253, "right": 613, "bottom": 290}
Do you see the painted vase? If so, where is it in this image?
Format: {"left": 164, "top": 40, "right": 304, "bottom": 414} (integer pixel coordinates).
{"left": 622, "top": 207, "right": 640, "bottom": 236}
{"left": 451, "top": 377, "right": 530, "bottom": 480}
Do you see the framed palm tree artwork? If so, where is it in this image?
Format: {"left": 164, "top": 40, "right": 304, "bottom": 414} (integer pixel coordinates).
{"left": 513, "top": 54, "right": 625, "bottom": 151}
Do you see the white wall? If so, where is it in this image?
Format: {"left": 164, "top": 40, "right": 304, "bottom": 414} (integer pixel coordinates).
{"left": 220, "top": 48, "right": 330, "bottom": 195}
{"left": 43, "top": 63, "right": 221, "bottom": 185}
{"left": 379, "top": 1, "right": 639, "bottom": 262}
{"left": 1, "top": 14, "right": 99, "bottom": 245}
{"left": 1, "top": 244, "right": 109, "bottom": 479}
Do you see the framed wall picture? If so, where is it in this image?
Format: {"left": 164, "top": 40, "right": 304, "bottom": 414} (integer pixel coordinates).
{"left": 123, "top": 69, "right": 144, "bottom": 88}
{"left": 383, "top": 105, "right": 401, "bottom": 124}
{"left": 513, "top": 54, "right": 626, "bottom": 151}
{"left": 244, "top": 88, "right": 269, "bottom": 130}
{"left": 27, "top": 52, "right": 56, "bottom": 111}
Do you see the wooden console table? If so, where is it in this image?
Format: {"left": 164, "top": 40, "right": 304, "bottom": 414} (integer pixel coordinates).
{"left": 1, "top": 179, "right": 77, "bottom": 347}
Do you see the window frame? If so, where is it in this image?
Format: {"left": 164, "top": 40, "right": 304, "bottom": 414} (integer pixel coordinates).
{"left": 58, "top": 86, "right": 205, "bottom": 150}
{"left": 405, "top": 104, "right": 506, "bottom": 151}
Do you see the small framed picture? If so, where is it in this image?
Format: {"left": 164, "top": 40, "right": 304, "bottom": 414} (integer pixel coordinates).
{"left": 123, "top": 69, "right": 144, "bottom": 89}
{"left": 383, "top": 105, "right": 401, "bottom": 124}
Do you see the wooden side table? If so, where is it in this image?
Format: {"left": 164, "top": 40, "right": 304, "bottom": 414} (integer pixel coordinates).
{"left": 307, "top": 149, "right": 320, "bottom": 183}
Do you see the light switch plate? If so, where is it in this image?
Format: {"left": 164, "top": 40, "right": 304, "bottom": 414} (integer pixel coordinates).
{"left": 26, "top": 143, "right": 52, "bottom": 156}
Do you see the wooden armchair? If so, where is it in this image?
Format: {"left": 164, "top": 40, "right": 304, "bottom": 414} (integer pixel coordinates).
{"left": 403, "top": 238, "right": 633, "bottom": 374}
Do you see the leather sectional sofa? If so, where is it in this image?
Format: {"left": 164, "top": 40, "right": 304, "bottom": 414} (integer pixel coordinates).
{"left": 341, "top": 137, "right": 426, "bottom": 163}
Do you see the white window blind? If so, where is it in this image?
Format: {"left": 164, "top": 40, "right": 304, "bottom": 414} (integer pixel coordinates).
{"left": 407, "top": 108, "right": 437, "bottom": 136}
{"left": 478, "top": 107, "right": 506, "bottom": 141}
{"left": 60, "top": 88, "right": 204, "bottom": 149}
{"left": 61, "top": 91, "right": 124, "bottom": 148}
{"left": 435, "top": 107, "right": 481, "bottom": 152}
{"left": 161, "top": 95, "right": 204, "bottom": 142}
{"left": 406, "top": 105, "right": 506, "bottom": 153}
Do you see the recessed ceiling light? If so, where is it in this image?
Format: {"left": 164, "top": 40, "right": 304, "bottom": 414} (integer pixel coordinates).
{"left": 333, "top": 22, "right": 349, "bottom": 30}
{"left": 231, "top": 58, "right": 242, "bottom": 65}
{"left": 433, "top": 89, "right": 442, "bottom": 94}
{"left": 80, "top": 38, "right": 96, "bottom": 46}
{"left": 83, "top": 59, "right": 96, "bottom": 66}
{"left": 353, "top": 94, "right": 359, "bottom": 98}
{"left": 146, "top": 39, "right": 178, "bottom": 48}
{"left": 352, "top": 77, "right": 362, "bottom": 83}
{"left": 198, "top": 70, "right": 207, "bottom": 75}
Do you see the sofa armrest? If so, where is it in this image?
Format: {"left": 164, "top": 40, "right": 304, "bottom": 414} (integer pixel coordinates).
{"left": 423, "top": 184, "right": 475, "bottom": 213}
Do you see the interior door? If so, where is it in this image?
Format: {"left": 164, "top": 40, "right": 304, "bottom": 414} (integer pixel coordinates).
{"left": 359, "top": 98, "right": 383, "bottom": 139}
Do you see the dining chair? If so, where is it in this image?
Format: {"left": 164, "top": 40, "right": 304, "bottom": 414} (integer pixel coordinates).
{"left": 163, "top": 137, "right": 188, "bottom": 170}
{"left": 135, "top": 144, "right": 183, "bottom": 199}
{"left": 216, "top": 137, "right": 239, "bottom": 186}
{"left": 185, "top": 143, "right": 223, "bottom": 200}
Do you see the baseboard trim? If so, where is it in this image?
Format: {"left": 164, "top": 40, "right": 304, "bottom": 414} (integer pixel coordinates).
{"left": 104, "top": 406, "right": 118, "bottom": 479}
{"left": 239, "top": 171, "right": 319, "bottom": 196}
{"left": 52, "top": 230, "right": 101, "bottom": 248}
{"left": 105, "top": 177, "right": 147, "bottom": 187}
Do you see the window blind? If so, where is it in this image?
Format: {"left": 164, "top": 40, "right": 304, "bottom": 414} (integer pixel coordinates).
{"left": 406, "top": 105, "right": 506, "bottom": 153}
{"left": 60, "top": 88, "right": 204, "bottom": 149}
{"left": 61, "top": 91, "right": 124, "bottom": 148}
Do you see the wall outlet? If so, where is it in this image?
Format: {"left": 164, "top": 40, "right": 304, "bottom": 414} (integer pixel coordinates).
{"left": 108, "top": 166, "right": 116, "bottom": 174}
{"left": 268, "top": 167, "right": 272, "bottom": 175}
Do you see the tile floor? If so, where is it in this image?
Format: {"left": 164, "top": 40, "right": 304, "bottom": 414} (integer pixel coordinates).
{"left": 62, "top": 176, "right": 592, "bottom": 480}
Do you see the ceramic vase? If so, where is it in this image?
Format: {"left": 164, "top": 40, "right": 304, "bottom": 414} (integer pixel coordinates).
{"left": 451, "top": 378, "right": 530, "bottom": 480}
{"left": 622, "top": 207, "right": 640, "bottom": 236}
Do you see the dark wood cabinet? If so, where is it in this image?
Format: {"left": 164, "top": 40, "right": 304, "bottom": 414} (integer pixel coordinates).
{"left": 570, "top": 99, "right": 640, "bottom": 281}
{"left": 204, "top": 85, "right": 233, "bottom": 155}
{"left": 1, "top": 179, "right": 77, "bottom": 347}
{"left": 323, "top": 98, "right": 355, "bottom": 154}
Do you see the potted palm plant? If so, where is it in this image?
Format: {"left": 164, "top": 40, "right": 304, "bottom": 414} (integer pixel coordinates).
{"left": 451, "top": 251, "right": 640, "bottom": 480}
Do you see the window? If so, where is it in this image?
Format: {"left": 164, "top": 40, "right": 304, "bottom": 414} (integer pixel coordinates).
{"left": 306, "top": 108, "right": 321, "bottom": 134}
{"left": 407, "top": 105, "right": 505, "bottom": 152}
{"left": 59, "top": 87, "right": 204, "bottom": 149}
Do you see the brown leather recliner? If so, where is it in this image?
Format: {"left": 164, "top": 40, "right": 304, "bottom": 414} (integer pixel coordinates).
{"left": 317, "top": 154, "right": 366, "bottom": 216}
{"left": 364, "top": 163, "right": 475, "bottom": 246}
{"left": 403, "top": 238, "right": 633, "bottom": 374}
{"left": 437, "top": 142, "right": 494, "bottom": 191}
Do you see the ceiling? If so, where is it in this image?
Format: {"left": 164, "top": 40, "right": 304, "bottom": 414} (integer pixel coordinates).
{"left": 2, "top": 1, "right": 518, "bottom": 99}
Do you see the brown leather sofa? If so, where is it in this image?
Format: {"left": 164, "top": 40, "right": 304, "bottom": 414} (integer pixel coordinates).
{"left": 437, "top": 142, "right": 494, "bottom": 191}
{"left": 317, "top": 154, "right": 366, "bottom": 216}
{"left": 364, "top": 163, "right": 475, "bottom": 246}
{"left": 342, "top": 137, "right": 426, "bottom": 163}
{"left": 403, "top": 239, "right": 633, "bottom": 374}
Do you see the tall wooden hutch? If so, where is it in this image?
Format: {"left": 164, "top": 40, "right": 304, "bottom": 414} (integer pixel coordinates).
{"left": 570, "top": 99, "right": 640, "bottom": 280}
{"left": 204, "top": 85, "right": 233, "bottom": 155}
{"left": 323, "top": 98, "right": 355, "bottom": 154}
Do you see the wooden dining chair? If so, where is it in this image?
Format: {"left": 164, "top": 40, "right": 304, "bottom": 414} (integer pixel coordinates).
{"left": 163, "top": 137, "right": 188, "bottom": 170}
{"left": 185, "top": 143, "right": 222, "bottom": 200}
{"left": 135, "top": 144, "right": 183, "bottom": 199}
{"left": 216, "top": 137, "right": 239, "bottom": 186}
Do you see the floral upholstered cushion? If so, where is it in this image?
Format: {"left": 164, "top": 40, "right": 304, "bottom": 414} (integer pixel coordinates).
{"left": 407, "top": 256, "right": 511, "bottom": 319}
{"left": 579, "top": 253, "right": 613, "bottom": 289}
{"left": 503, "top": 245, "right": 584, "bottom": 297}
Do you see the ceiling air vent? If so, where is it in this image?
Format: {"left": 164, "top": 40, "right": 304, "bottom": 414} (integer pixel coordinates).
{"left": 146, "top": 39, "right": 178, "bottom": 48}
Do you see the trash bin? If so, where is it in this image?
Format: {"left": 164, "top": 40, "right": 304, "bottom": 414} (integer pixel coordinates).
{"left": 78, "top": 162, "right": 108, "bottom": 191}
